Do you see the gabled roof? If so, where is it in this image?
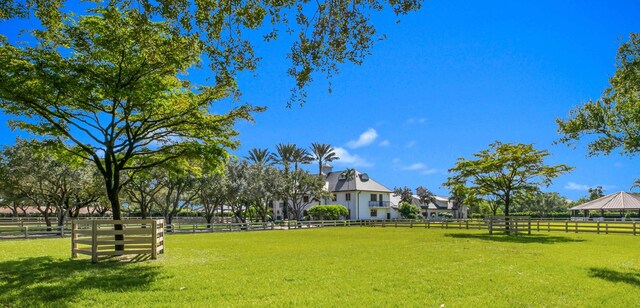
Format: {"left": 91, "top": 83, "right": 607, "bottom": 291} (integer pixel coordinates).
{"left": 326, "top": 170, "right": 392, "bottom": 193}
{"left": 570, "top": 191, "right": 640, "bottom": 211}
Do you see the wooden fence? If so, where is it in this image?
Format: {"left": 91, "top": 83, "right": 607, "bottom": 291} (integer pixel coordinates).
{"left": 0, "top": 221, "right": 68, "bottom": 238}
{"left": 3, "top": 218, "right": 639, "bottom": 240}
{"left": 487, "top": 216, "right": 531, "bottom": 235}
{"left": 71, "top": 219, "right": 164, "bottom": 263}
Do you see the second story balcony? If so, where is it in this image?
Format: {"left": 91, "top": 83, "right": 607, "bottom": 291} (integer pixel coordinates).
{"left": 369, "top": 201, "right": 391, "bottom": 208}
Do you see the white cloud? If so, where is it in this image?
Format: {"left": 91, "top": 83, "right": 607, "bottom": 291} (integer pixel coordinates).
{"left": 400, "top": 163, "right": 438, "bottom": 175}
{"left": 565, "top": 182, "right": 616, "bottom": 191}
{"left": 333, "top": 147, "right": 373, "bottom": 167}
{"left": 420, "top": 168, "right": 438, "bottom": 175}
{"left": 564, "top": 182, "right": 590, "bottom": 191}
{"left": 614, "top": 162, "right": 623, "bottom": 168}
{"left": 406, "top": 118, "right": 427, "bottom": 124}
{"left": 405, "top": 141, "right": 416, "bottom": 148}
{"left": 392, "top": 158, "right": 401, "bottom": 163}
{"left": 347, "top": 128, "right": 378, "bottom": 149}
{"left": 403, "top": 163, "right": 426, "bottom": 170}
{"left": 378, "top": 140, "right": 390, "bottom": 147}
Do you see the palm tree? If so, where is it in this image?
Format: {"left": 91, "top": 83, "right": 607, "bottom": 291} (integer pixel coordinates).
{"left": 272, "top": 143, "right": 296, "bottom": 173}
{"left": 245, "top": 148, "right": 273, "bottom": 166}
{"left": 631, "top": 178, "right": 640, "bottom": 191}
{"left": 341, "top": 168, "right": 356, "bottom": 219}
{"left": 311, "top": 143, "right": 340, "bottom": 175}
{"left": 291, "top": 146, "right": 312, "bottom": 171}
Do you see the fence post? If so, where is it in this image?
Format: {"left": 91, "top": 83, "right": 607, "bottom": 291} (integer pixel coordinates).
{"left": 488, "top": 217, "right": 493, "bottom": 235}
{"left": 547, "top": 221, "right": 550, "bottom": 232}
{"left": 427, "top": 220, "right": 430, "bottom": 229}
{"left": 528, "top": 218, "right": 531, "bottom": 235}
{"left": 445, "top": 220, "right": 448, "bottom": 229}
{"left": 574, "top": 221, "right": 578, "bottom": 233}
{"left": 23, "top": 226, "right": 28, "bottom": 239}
{"left": 536, "top": 220, "right": 540, "bottom": 232}
{"left": 151, "top": 220, "right": 158, "bottom": 260}
{"left": 193, "top": 224, "right": 196, "bottom": 233}
{"left": 605, "top": 222, "right": 609, "bottom": 234}
{"left": 565, "top": 221, "right": 568, "bottom": 233}
{"left": 91, "top": 220, "right": 98, "bottom": 263}
{"left": 71, "top": 221, "right": 78, "bottom": 258}
{"left": 514, "top": 219, "right": 518, "bottom": 236}
{"left": 633, "top": 222, "right": 637, "bottom": 236}
{"left": 410, "top": 220, "right": 413, "bottom": 228}
{"left": 60, "top": 225, "right": 65, "bottom": 238}
{"left": 465, "top": 220, "right": 469, "bottom": 230}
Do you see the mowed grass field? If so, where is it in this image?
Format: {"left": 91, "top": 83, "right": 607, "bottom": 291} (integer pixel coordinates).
{"left": 1, "top": 228, "right": 639, "bottom": 307}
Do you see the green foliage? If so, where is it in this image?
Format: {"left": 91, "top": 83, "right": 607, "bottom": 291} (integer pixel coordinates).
{"left": 444, "top": 142, "right": 573, "bottom": 216}
{"left": 588, "top": 186, "right": 605, "bottom": 200}
{"left": 557, "top": 33, "right": 640, "bottom": 156}
{"left": 393, "top": 187, "right": 413, "bottom": 204}
{"left": 513, "top": 192, "right": 571, "bottom": 216}
{"left": 398, "top": 201, "right": 421, "bottom": 219}
{"left": 307, "top": 204, "right": 349, "bottom": 220}
{"left": 311, "top": 143, "right": 339, "bottom": 175}
{"left": 0, "top": 6, "right": 259, "bottom": 219}
{"left": 415, "top": 186, "right": 435, "bottom": 205}
{"left": 1, "top": 0, "right": 423, "bottom": 105}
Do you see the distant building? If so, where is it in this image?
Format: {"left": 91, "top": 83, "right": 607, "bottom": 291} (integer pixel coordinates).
{"left": 273, "top": 164, "right": 401, "bottom": 220}
{"left": 390, "top": 195, "right": 468, "bottom": 219}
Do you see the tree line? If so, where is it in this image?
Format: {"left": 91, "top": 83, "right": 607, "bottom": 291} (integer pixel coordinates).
{"left": 0, "top": 142, "right": 343, "bottom": 225}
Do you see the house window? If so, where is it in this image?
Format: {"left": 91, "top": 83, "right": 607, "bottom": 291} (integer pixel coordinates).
{"left": 332, "top": 194, "right": 337, "bottom": 202}
{"left": 370, "top": 209, "right": 377, "bottom": 217}
{"left": 345, "top": 193, "right": 351, "bottom": 201}
{"left": 303, "top": 196, "right": 309, "bottom": 203}
{"left": 371, "top": 194, "right": 377, "bottom": 202}
{"left": 268, "top": 201, "right": 273, "bottom": 207}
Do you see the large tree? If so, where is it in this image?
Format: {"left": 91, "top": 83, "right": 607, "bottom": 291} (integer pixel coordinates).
{"left": 1, "top": 0, "right": 423, "bottom": 226}
{"left": 444, "top": 142, "right": 573, "bottom": 217}
{"left": 0, "top": 7, "right": 256, "bottom": 223}
{"left": 557, "top": 33, "right": 640, "bottom": 156}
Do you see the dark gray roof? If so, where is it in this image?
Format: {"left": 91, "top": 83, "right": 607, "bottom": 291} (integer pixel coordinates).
{"left": 326, "top": 170, "right": 392, "bottom": 193}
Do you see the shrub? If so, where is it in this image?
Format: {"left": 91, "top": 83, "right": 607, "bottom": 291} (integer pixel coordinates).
{"left": 307, "top": 205, "right": 349, "bottom": 220}
{"left": 398, "top": 202, "right": 421, "bottom": 219}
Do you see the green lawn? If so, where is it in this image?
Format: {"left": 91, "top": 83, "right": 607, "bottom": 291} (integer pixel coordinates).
{"left": 0, "top": 228, "right": 639, "bottom": 307}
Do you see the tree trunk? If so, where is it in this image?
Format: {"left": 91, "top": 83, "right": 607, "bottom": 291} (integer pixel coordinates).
{"left": 106, "top": 182, "right": 124, "bottom": 251}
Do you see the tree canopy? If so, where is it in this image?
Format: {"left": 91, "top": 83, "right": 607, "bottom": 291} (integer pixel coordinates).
{"left": 557, "top": 33, "right": 640, "bottom": 156}
{"left": 0, "top": 6, "right": 257, "bottom": 220}
{"left": 444, "top": 142, "right": 573, "bottom": 216}
{"left": 1, "top": 0, "right": 423, "bottom": 105}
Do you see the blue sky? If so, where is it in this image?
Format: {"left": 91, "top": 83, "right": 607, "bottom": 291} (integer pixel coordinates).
{"left": 1, "top": 0, "right": 640, "bottom": 200}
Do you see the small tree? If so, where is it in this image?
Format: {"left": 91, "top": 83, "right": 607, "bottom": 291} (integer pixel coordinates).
{"left": 398, "top": 202, "right": 421, "bottom": 219}
{"left": 285, "top": 169, "right": 330, "bottom": 221}
{"left": 416, "top": 186, "right": 436, "bottom": 205}
{"left": 393, "top": 187, "right": 414, "bottom": 204}
{"left": 444, "top": 142, "right": 573, "bottom": 217}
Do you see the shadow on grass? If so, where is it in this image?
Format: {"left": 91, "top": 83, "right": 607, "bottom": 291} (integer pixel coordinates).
{"left": 0, "top": 256, "right": 162, "bottom": 307}
{"left": 445, "top": 233, "right": 585, "bottom": 244}
{"left": 589, "top": 267, "right": 640, "bottom": 287}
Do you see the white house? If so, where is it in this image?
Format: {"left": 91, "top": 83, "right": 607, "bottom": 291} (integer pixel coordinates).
{"left": 273, "top": 164, "right": 401, "bottom": 220}
{"left": 390, "top": 194, "right": 468, "bottom": 219}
